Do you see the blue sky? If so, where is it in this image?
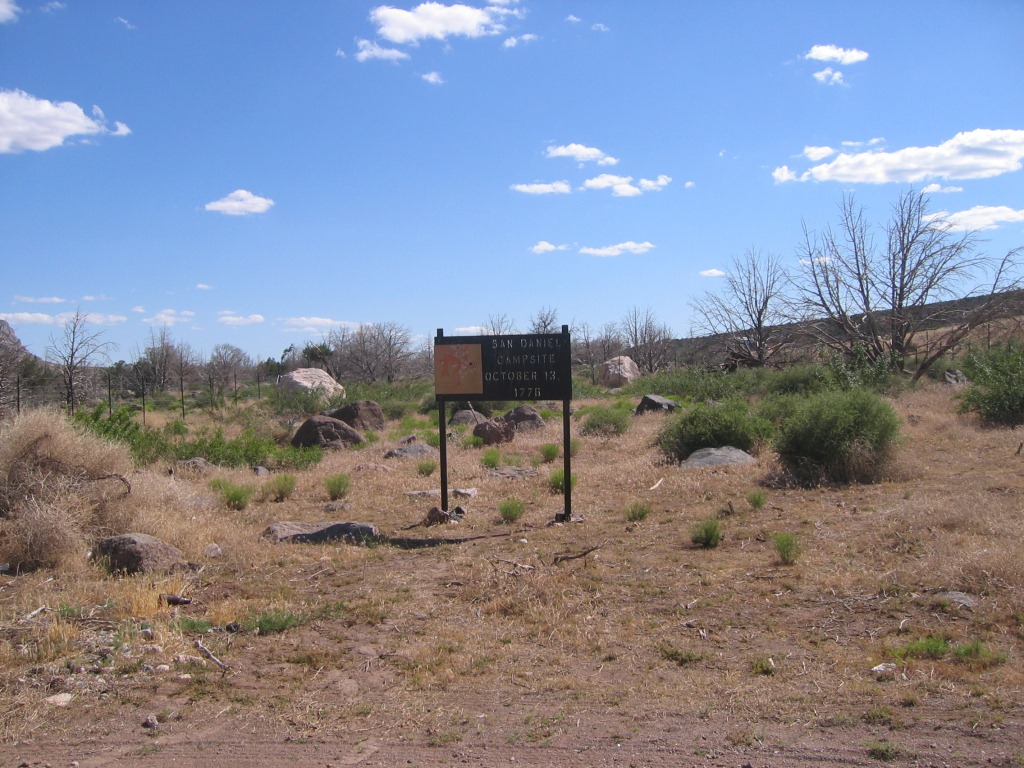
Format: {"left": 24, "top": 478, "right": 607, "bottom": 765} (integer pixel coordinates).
{"left": 2, "top": 0, "right": 1023, "bottom": 363}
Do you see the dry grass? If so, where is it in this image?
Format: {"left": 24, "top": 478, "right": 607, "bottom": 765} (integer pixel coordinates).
{"left": 2, "top": 386, "right": 1024, "bottom": 763}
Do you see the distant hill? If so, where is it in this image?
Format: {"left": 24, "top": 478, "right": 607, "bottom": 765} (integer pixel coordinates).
{"left": 0, "top": 319, "right": 28, "bottom": 356}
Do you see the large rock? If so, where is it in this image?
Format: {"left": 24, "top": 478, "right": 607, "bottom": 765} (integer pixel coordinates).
{"left": 329, "top": 400, "right": 385, "bottom": 431}
{"left": 681, "top": 446, "right": 756, "bottom": 468}
{"left": 94, "top": 533, "right": 187, "bottom": 575}
{"left": 449, "top": 409, "right": 487, "bottom": 427}
{"left": 473, "top": 418, "right": 515, "bottom": 445}
{"left": 599, "top": 356, "right": 641, "bottom": 388}
{"left": 383, "top": 437, "right": 439, "bottom": 459}
{"left": 262, "top": 521, "right": 381, "bottom": 545}
{"left": 502, "top": 404, "right": 545, "bottom": 431}
{"left": 291, "top": 415, "right": 365, "bottom": 449}
{"left": 276, "top": 368, "right": 346, "bottom": 400}
{"left": 635, "top": 394, "right": 680, "bottom": 415}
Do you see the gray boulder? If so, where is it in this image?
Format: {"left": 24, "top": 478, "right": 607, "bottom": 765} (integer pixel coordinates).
{"left": 329, "top": 400, "right": 386, "bottom": 431}
{"left": 502, "top": 404, "right": 545, "bottom": 431}
{"left": 599, "top": 356, "right": 641, "bottom": 388}
{"left": 262, "top": 521, "right": 381, "bottom": 545}
{"left": 94, "top": 533, "right": 187, "bottom": 575}
{"left": 291, "top": 415, "right": 365, "bottom": 449}
{"left": 383, "top": 438, "right": 439, "bottom": 459}
{"left": 473, "top": 418, "right": 515, "bottom": 445}
{"left": 681, "top": 446, "right": 756, "bottom": 468}
{"left": 449, "top": 409, "right": 487, "bottom": 427}
{"left": 635, "top": 394, "right": 680, "bottom": 415}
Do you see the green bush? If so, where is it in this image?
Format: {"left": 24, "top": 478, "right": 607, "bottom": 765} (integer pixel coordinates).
{"left": 691, "top": 517, "right": 722, "bottom": 548}
{"left": 498, "top": 498, "right": 525, "bottom": 524}
{"left": 774, "top": 388, "right": 900, "bottom": 484}
{"left": 417, "top": 459, "right": 437, "bottom": 476}
{"left": 658, "top": 399, "right": 772, "bottom": 462}
{"left": 625, "top": 502, "right": 651, "bottom": 523}
{"left": 746, "top": 490, "right": 766, "bottom": 509}
{"left": 548, "top": 468, "right": 577, "bottom": 494}
{"left": 579, "top": 404, "right": 630, "bottom": 437}
{"left": 324, "top": 473, "right": 350, "bottom": 500}
{"left": 263, "top": 473, "right": 296, "bottom": 502}
{"left": 211, "top": 479, "right": 254, "bottom": 511}
{"left": 959, "top": 346, "right": 1024, "bottom": 425}
{"left": 539, "top": 443, "right": 560, "bottom": 463}
{"left": 481, "top": 447, "right": 501, "bottom": 469}
{"left": 773, "top": 532, "right": 800, "bottom": 565}
{"left": 462, "top": 435, "right": 485, "bottom": 449}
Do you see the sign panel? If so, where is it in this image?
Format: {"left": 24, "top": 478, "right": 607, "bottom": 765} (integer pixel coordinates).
{"left": 434, "top": 330, "right": 572, "bottom": 401}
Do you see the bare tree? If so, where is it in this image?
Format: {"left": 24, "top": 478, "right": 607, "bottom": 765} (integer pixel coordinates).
{"left": 620, "top": 306, "right": 673, "bottom": 373}
{"left": 484, "top": 313, "right": 517, "bottom": 335}
{"left": 205, "top": 343, "right": 252, "bottom": 402}
{"left": 528, "top": 306, "right": 560, "bottom": 334}
{"left": 342, "top": 322, "right": 413, "bottom": 384}
{"left": 690, "top": 248, "right": 790, "bottom": 367}
{"left": 132, "top": 326, "right": 177, "bottom": 394}
{"left": 0, "top": 332, "right": 26, "bottom": 411}
{"left": 797, "top": 190, "right": 1023, "bottom": 379}
{"left": 45, "top": 310, "right": 113, "bottom": 414}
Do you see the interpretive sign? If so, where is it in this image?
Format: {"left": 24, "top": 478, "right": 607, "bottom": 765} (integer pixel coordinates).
{"left": 434, "top": 326, "right": 574, "bottom": 521}
{"left": 434, "top": 329, "right": 572, "bottom": 401}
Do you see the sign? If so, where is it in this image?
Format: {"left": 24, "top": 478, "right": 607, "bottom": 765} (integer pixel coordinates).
{"left": 434, "top": 329, "right": 572, "bottom": 401}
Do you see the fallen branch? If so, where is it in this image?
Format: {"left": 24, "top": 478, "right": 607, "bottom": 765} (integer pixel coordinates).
{"left": 552, "top": 541, "right": 605, "bottom": 565}
{"left": 194, "top": 639, "right": 231, "bottom": 673}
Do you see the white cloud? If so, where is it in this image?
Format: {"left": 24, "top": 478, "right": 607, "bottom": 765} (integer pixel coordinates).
{"left": 196, "top": 283, "right": 213, "bottom": 290}
{"left": 579, "top": 241, "right": 654, "bottom": 257}
{"left": 565, "top": 14, "right": 580, "bottom": 23}
{"left": 639, "top": 174, "right": 672, "bottom": 192}
{"left": 42, "top": 1, "right": 66, "bottom": 12}
{"left": 772, "top": 165, "right": 798, "bottom": 183}
{"left": 582, "top": 173, "right": 639, "bottom": 196}
{"left": 805, "top": 44, "right": 869, "bottom": 65}
{"left": 922, "top": 183, "right": 963, "bottom": 194}
{"left": 684, "top": 180, "right": 696, "bottom": 189}
{"left": 803, "top": 145, "right": 835, "bottom": 161}
{"left": 503, "top": 33, "right": 538, "bottom": 48}
{"left": 131, "top": 306, "right": 145, "bottom": 313}
{"left": 530, "top": 241, "right": 570, "bottom": 254}
{"left": 700, "top": 269, "right": 726, "bottom": 278}
{"left": 115, "top": 16, "right": 136, "bottom": 30}
{"left": 218, "top": 313, "right": 265, "bottom": 326}
{"left": 511, "top": 180, "right": 571, "bottom": 195}
{"left": 812, "top": 67, "right": 844, "bottom": 86}
{"left": 354, "top": 38, "right": 410, "bottom": 62}
{"left": 454, "top": 325, "right": 486, "bottom": 334}
{"left": 0, "top": 312, "right": 59, "bottom": 325}
{"left": 204, "top": 189, "right": 275, "bottom": 215}
{"left": 371, "top": 2, "right": 507, "bottom": 45}
{"left": 14, "top": 295, "right": 66, "bottom": 304}
{"left": 545, "top": 143, "right": 618, "bottom": 166}
{"left": 143, "top": 309, "right": 195, "bottom": 327}
{"left": 421, "top": 71, "right": 444, "bottom": 84}
{"left": 82, "top": 294, "right": 111, "bottom": 302}
{"left": 0, "top": 89, "right": 131, "bottom": 153}
{"left": 592, "top": 23, "right": 609, "bottom": 32}
{"left": 283, "top": 316, "right": 359, "bottom": 333}
{"left": 81, "top": 312, "right": 127, "bottom": 325}
{"left": 773, "top": 129, "right": 1024, "bottom": 184}
{"left": 842, "top": 137, "right": 885, "bottom": 148}
{"left": 933, "top": 205, "right": 1024, "bottom": 232}
{"left": 0, "top": 0, "right": 20, "bottom": 23}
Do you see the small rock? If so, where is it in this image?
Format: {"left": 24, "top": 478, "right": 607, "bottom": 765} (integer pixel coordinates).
{"left": 203, "top": 543, "right": 223, "bottom": 559}
{"left": 155, "top": 665, "right": 170, "bottom": 672}
{"left": 141, "top": 715, "right": 159, "bottom": 729}
{"left": 139, "top": 628, "right": 155, "bottom": 640}
{"left": 140, "top": 644, "right": 163, "bottom": 655}
{"left": 252, "top": 466, "right": 271, "bottom": 477}
{"left": 45, "top": 693, "right": 75, "bottom": 707}
{"left": 453, "top": 487, "right": 478, "bottom": 498}
{"left": 871, "top": 663, "right": 897, "bottom": 674}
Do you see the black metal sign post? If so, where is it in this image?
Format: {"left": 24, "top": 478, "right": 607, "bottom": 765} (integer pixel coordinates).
{"left": 434, "top": 325, "right": 573, "bottom": 520}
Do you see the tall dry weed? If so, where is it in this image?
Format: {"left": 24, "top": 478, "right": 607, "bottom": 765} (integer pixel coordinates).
{"left": 0, "top": 409, "right": 136, "bottom": 570}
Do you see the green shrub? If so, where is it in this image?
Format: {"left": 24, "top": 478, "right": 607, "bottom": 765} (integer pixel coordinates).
{"left": 462, "top": 435, "right": 485, "bottom": 449}
{"left": 417, "top": 459, "right": 437, "bottom": 477}
{"left": 263, "top": 473, "right": 297, "bottom": 502}
{"left": 579, "top": 404, "right": 630, "bottom": 437}
{"left": 569, "top": 438, "right": 581, "bottom": 457}
{"left": 760, "top": 364, "right": 837, "bottom": 396}
{"left": 324, "top": 473, "right": 350, "bottom": 500}
{"left": 746, "top": 490, "right": 766, "bottom": 509}
{"left": 539, "top": 443, "right": 560, "bottom": 463}
{"left": 773, "top": 532, "right": 800, "bottom": 565}
{"left": 548, "top": 468, "right": 577, "bottom": 494}
{"left": 893, "top": 634, "right": 949, "bottom": 661}
{"left": 212, "top": 480, "right": 253, "bottom": 511}
{"left": 625, "top": 502, "right": 651, "bottom": 523}
{"left": 481, "top": 447, "right": 501, "bottom": 469}
{"left": 498, "top": 498, "right": 525, "bottom": 524}
{"left": 691, "top": 517, "right": 722, "bottom": 548}
{"left": 254, "top": 609, "right": 302, "bottom": 635}
{"left": 774, "top": 388, "right": 900, "bottom": 484}
{"left": 658, "top": 399, "right": 772, "bottom": 462}
{"left": 959, "top": 346, "right": 1024, "bottom": 425}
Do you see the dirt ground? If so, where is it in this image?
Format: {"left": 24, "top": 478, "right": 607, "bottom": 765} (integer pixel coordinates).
{"left": 3, "top": 385, "right": 1024, "bottom": 767}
